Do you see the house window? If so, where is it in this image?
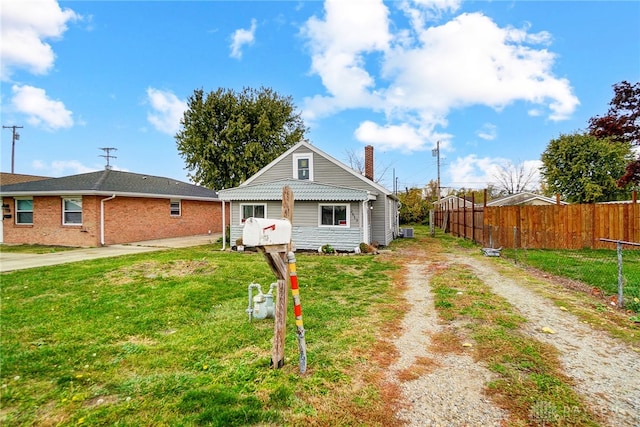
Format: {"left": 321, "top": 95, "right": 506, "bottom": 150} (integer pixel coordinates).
{"left": 320, "top": 204, "right": 349, "bottom": 227}
{"left": 293, "top": 153, "right": 313, "bottom": 181}
{"left": 170, "top": 200, "right": 181, "bottom": 216}
{"left": 63, "top": 198, "right": 82, "bottom": 225}
{"left": 241, "top": 204, "right": 266, "bottom": 223}
{"left": 15, "top": 198, "right": 33, "bottom": 224}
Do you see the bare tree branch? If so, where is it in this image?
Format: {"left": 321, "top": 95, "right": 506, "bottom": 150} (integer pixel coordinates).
{"left": 493, "top": 161, "right": 538, "bottom": 195}
{"left": 344, "top": 148, "right": 391, "bottom": 184}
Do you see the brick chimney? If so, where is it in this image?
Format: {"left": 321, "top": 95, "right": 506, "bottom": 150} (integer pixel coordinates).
{"left": 364, "top": 145, "right": 374, "bottom": 181}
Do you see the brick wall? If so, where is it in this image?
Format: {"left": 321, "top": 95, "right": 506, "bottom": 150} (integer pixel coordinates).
{"left": 102, "top": 197, "right": 225, "bottom": 245}
{"left": 2, "top": 196, "right": 100, "bottom": 246}
{"left": 2, "top": 195, "right": 227, "bottom": 247}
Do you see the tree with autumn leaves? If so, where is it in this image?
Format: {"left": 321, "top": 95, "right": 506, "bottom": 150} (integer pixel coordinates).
{"left": 588, "top": 81, "right": 640, "bottom": 188}
{"left": 541, "top": 81, "right": 639, "bottom": 203}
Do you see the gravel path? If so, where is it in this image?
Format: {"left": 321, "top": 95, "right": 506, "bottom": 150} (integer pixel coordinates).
{"left": 388, "top": 250, "right": 640, "bottom": 426}
{"left": 390, "top": 261, "right": 508, "bottom": 426}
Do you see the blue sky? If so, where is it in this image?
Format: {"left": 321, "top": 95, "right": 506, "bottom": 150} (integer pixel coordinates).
{"left": 1, "top": 0, "right": 639, "bottom": 192}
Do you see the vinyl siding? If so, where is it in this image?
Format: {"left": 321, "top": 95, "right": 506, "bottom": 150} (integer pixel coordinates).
{"left": 228, "top": 200, "right": 363, "bottom": 250}
{"left": 232, "top": 143, "right": 399, "bottom": 248}
{"left": 230, "top": 224, "right": 362, "bottom": 251}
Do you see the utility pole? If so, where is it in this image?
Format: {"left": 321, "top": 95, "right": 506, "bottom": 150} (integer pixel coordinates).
{"left": 432, "top": 140, "right": 441, "bottom": 201}
{"left": 3, "top": 125, "right": 24, "bottom": 173}
{"left": 99, "top": 147, "right": 117, "bottom": 169}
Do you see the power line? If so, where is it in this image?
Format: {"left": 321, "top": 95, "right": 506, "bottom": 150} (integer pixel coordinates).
{"left": 3, "top": 125, "right": 23, "bottom": 173}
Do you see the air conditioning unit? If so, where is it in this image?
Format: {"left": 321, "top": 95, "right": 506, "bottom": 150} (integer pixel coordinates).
{"left": 401, "top": 227, "right": 414, "bottom": 238}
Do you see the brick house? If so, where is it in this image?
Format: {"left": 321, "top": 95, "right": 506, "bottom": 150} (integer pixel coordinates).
{"left": 0, "top": 169, "right": 226, "bottom": 247}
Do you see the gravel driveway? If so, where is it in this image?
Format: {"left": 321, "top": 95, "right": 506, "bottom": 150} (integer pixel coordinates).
{"left": 388, "top": 247, "right": 639, "bottom": 426}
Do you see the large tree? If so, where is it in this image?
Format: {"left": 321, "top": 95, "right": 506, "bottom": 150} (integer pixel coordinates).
{"left": 398, "top": 187, "right": 430, "bottom": 224}
{"left": 176, "top": 87, "right": 307, "bottom": 189}
{"left": 588, "top": 81, "right": 640, "bottom": 187}
{"left": 540, "top": 133, "right": 634, "bottom": 203}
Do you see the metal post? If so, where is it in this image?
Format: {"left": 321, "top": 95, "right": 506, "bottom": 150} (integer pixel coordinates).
{"left": 429, "top": 210, "right": 435, "bottom": 237}
{"left": 616, "top": 242, "right": 624, "bottom": 309}
{"left": 513, "top": 226, "right": 518, "bottom": 264}
{"left": 599, "top": 238, "right": 640, "bottom": 309}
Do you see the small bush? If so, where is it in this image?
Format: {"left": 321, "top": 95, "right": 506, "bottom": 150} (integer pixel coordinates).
{"left": 321, "top": 244, "right": 335, "bottom": 254}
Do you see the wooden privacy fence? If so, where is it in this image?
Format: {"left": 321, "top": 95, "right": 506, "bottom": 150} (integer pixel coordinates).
{"left": 436, "top": 202, "right": 640, "bottom": 250}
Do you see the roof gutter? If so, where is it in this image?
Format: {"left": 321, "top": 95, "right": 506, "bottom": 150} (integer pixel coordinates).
{"left": 221, "top": 200, "right": 226, "bottom": 251}
{"left": 100, "top": 194, "right": 116, "bottom": 246}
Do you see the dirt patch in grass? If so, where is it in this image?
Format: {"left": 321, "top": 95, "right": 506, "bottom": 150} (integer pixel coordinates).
{"left": 104, "top": 259, "right": 216, "bottom": 284}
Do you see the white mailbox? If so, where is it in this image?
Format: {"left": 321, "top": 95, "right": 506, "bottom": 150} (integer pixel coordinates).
{"left": 242, "top": 218, "right": 292, "bottom": 247}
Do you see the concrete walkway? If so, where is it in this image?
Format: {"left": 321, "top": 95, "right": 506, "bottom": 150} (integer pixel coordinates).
{"left": 0, "top": 234, "right": 222, "bottom": 273}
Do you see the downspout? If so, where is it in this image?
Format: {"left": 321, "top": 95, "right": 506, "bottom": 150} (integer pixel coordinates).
{"left": 362, "top": 200, "right": 369, "bottom": 244}
{"left": 100, "top": 195, "right": 116, "bottom": 246}
{"left": 221, "top": 200, "right": 226, "bottom": 250}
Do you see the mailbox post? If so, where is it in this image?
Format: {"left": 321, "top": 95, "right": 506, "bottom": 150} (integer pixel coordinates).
{"left": 242, "top": 186, "right": 307, "bottom": 372}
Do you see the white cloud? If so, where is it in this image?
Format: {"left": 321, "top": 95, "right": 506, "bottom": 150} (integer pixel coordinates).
{"left": 301, "top": 2, "right": 579, "bottom": 153}
{"left": 301, "top": 0, "right": 391, "bottom": 114}
{"left": 146, "top": 88, "right": 187, "bottom": 135}
{"left": 11, "top": 84, "right": 73, "bottom": 130}
{"left": 354, "top": 119, "right": 451, "bottom": 153}
{"left": 1, "top": 0, "right": 80, "bottom": 80}
{"left": 476, "top": 123, "right": 497, "bottom": 141}
{"left": 447, "top": 155, "right": 542, "bottom": 190}
{"left": 229, "top": 18, "right": 257, "bottom": 59}
{"left": 448, "top": 154, "right": 505, "bottom": 189}
{"left": 32, "top": 159, "right": 98, "bottom": 176}
{"left": 355, "top": 121, "right": 426, "bottom": 152}
{"left": 398, "top": 0, "right": 462, "bottom": 30}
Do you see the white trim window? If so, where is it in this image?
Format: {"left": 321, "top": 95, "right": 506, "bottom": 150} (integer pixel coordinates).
{"left": 293, "top": 153, "right": 313, "bottom": 181}
{"left": 319, "top": 204, "right": 349, "bottom": 227}
{"left": 240, "top": 204, "right": 266, "bottom": 223}
{"left": 63, "top": 197, "right": 82, "bottom": 225}
{"left": 170, "top": 199, "right": 181, "bottom": 216}
{"left": 15, "top": 198, "right": 33, "bottom": 225}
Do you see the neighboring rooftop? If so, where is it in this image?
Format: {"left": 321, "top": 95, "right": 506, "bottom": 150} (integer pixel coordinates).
{"left": 0, "top": 169, "right": 219, "bottom": 200}
{"left": 0, "top": 172, "right": 50, "bottom": 186}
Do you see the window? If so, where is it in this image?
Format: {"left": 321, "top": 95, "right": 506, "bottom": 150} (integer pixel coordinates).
{"left": 170, "top": 200, "right": 181, "bottom": 216}
{"left": 241, "top": 204, "right": 266, "bottom": 223}
{"left": 63, "top": 198, "right": 82, "bottom": 225}
{"left": 293, "top": 153, "right": 313, "bottom": 181}
{"left": 15, "top": 198, "right": 33, "bottom": 224}
{"left": 320, "top": 204, "right": 349, "bottom": 226}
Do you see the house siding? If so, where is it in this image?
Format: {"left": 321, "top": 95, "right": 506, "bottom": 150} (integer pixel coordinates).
{"left": 224, "top": 143, "right": 399, "bottom": 249}
{"left": 2, "top": 196, "right": 226, "bottom": 247}
{"left": 251, "top": 146, "right": 374, "bottom": 191}
{"left": 231, "top": 224, "right": 362, "bottom": 251}
{"left": 228, "top": 200, "right": 363, "bottom": 250}
{"left": 246, "top": 145, "right": 397, "bottom": 245}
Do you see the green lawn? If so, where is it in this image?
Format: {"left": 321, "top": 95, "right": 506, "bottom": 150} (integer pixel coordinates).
{"left": 1, "top": 246, "right": 398, "bottom": 426}
{"left": 501, "top": 247, "right": 640, "bottom": 312}
{"left": 2, "top": 229, "right": 637, "bottom": 426}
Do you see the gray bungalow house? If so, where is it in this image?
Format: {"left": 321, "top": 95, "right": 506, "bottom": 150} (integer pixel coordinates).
{"left": 218, "top": 141, "right": 400, "bottom": 251}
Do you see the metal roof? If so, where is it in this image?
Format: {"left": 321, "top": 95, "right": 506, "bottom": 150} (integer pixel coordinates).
{"left": 218, "top": 179, "right": 376, "bottom": 201}
{"left": 0, "top": 169, "right": 219, "bottom": 200}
